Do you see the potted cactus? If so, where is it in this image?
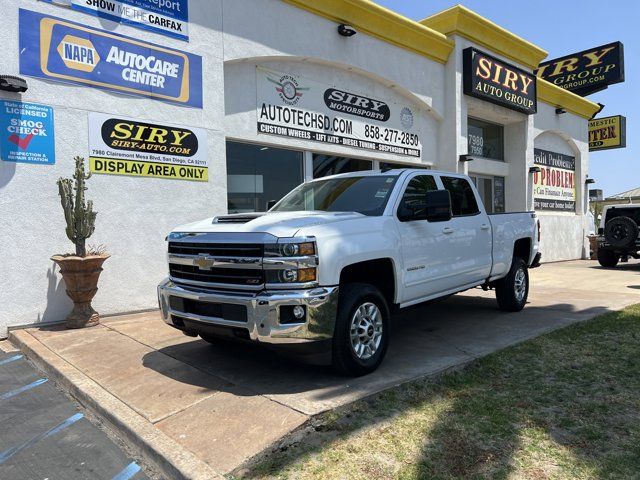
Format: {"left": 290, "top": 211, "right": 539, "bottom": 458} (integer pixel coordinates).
{"left": 51, "top": 156, "right": 109, "bottom": 329}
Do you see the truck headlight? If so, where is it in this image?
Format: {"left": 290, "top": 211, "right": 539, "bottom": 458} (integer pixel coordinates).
{"left": 267, "top": 267, "right": 317, "bottom": 284}
{"left": 267, "top": 241, "right": 316, "bottom": 257}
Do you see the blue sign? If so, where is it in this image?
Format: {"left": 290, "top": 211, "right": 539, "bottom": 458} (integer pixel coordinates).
{"left": 0, "top": 101, "right": 55, "bottom": 165}
{"left": 42, "top": 0, "right": 190, "bottom": 42}
{"left": 19, "top": 9, "right": 202, "bottom": 108}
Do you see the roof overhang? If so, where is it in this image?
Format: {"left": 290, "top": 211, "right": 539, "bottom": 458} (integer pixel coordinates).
{"left": 283, "top": 0, "right": 454, "bottom": 63}
{"left": 420, "top": 5, "right": 547, "bottom": 70}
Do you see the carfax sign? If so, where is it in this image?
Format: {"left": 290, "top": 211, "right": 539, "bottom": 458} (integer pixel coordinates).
{"left": 533, "top": 148, "right": 576, "bottom": 212}
{"left": 463, "top": 47, "right": 537, "bottom": 115}
{"left": 257, "top": 68, "right": 423, "bottom": 158}
{"left": 588, "top": 115, "right": 626, "bottom": 152}
{"left": 19, "top": 9, "right": 202, "bottom": 108}
{"left": 42, "top": 0, "right": 189, "bottom": 41}
{"left": 88, "top": 112, "right": 208, "bottom": 181}
{"left": 0, "top": 100, "right": 55, "bottom": 165}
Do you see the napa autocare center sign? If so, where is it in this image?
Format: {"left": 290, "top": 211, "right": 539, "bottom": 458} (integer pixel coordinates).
{"left": 257, "top": 68, "right": 422, "bottom": 157}
{"left": 89, "top": 113, "right": 208, "bottom": 181}
{"left": 533, "top": 148, "right": 576, "bottom": 212}
{"left": 42, "top": 0, "right": 189, "bottom": 41}
{"left": 0, "top": 101, "right": 55, "bottom": 165}
{"left": 18, "top": 9, "right": 202, "bottom": 108}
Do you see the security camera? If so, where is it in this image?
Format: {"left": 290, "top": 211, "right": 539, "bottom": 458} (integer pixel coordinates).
{"left": 0, "top": 75, "right": 28, "bottom": 93}
{"left": 337, "top": 24, "right": 357, "bottom": 37}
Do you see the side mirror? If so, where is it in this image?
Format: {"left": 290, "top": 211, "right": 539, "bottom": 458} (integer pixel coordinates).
{"left": 425, "top": 190, "right": 452, "bottom": 222}
{"left": 266, "top": 200, "right": 277, "bottom": 210}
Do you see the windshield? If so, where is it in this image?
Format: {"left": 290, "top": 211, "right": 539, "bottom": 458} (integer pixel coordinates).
{"left": 271, "top": 175, "right": 398, "bottom": 216}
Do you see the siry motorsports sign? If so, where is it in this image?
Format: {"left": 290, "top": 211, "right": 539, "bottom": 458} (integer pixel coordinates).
{"left": 588, "top": 115, "right": 626, "bottom": 152}
{"left": 257, "top": 68, "right": 422, "bottom": 157}
{"left": 463, "top": 47, "right": 537, "bottom": 115}
{"left": 535, "top": 42, "right": 624, "bottom": 95}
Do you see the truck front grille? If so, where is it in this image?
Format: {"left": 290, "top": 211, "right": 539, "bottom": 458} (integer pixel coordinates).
{"left": 168, "top": 242, "right": 263, "bottom": 258}
{"left": 169, "top": 264, "right": 264, "bottom": 286}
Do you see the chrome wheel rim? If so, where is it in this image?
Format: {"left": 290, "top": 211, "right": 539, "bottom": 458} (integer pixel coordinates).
{"left": 349, "top": 302, "right": 383, "bottom": 360}
{"left": 514, "top": 268, "right": 527, "bottom": 302}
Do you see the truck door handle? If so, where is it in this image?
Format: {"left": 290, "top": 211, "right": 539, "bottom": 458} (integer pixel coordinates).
{"left": 480, "top": 224, "right": 490, "bottom": 231}
{"left": 442, "top": 227, "right": 454, "bottom": 234}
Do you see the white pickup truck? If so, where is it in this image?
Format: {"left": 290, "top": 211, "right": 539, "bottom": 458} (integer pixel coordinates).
{"left": 158, "top": 169, "right": 541, "bottom": 375}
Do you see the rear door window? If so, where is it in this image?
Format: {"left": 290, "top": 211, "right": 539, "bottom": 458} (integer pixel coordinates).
{"left": 606, "top": 207, "right": 640, "bottom": 225}
{"left": 441, "top": 176, "right": 480, "bottom": 216}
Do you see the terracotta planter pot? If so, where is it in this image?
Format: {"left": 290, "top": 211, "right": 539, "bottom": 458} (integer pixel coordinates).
{"left": 51, "top": 254, "right": 110, "bottom": 329}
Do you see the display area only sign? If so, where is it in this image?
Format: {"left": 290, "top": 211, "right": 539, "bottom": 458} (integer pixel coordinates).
{"left": 256, "top": 68, "right": 422, "bottom": 158}
{"left": 463, "top": 47, "right": 537, "bottom": 115}
{"left": 42, "top": 0, "right": 189, "bottom": 41}
{"left": 533, "top": 148, "right": 576, "bottom": 212}
{"left": 588, "top": 115, "right": 626, "bottom": 151}
{"left": 0, "top": 100, "right": 55, "bottom": 165}
{"left": 19, "top": 9, "right": 202, "bottom": 108}
{"left": 88, "top": 113, "right": 208, "bottom": 181}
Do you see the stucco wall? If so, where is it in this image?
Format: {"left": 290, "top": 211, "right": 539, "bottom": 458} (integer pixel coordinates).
{"left": 0, "top": 0, "right": 227, "bottom": 337}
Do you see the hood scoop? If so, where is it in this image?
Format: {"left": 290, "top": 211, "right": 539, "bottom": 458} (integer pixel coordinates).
{"left": 212, "top": 212, "right": 267, "bottom": 224}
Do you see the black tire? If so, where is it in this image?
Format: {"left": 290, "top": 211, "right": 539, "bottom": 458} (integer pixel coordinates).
{"left": 495, "top": 257, "right": 529, "bottom": 312}
{"left": 332, "top": 283, "right": 389, "bottom": 376}
{"left": 604, "top": 216, "right": 639, "bottom": 248}
{"left": 597, "top": 249, "right": 619, "bottom": 268}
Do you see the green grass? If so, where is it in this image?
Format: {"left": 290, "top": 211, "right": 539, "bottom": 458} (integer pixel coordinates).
{"left": 239, "top": 304, "right": 640, "bottom": 480}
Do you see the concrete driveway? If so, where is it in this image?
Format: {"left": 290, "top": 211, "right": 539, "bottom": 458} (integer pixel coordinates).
{"left": 10, "top": 259, "right": 640, "bottom": 476}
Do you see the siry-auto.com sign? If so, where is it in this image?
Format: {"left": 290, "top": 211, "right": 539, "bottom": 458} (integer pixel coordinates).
{"left": 463, "top": 47, "right": 537, "bottom": 115}
{"left": 535, "top": 42, "right": 624, "bottom": 95}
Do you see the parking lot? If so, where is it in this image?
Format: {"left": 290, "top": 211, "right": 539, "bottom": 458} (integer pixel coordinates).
{"left": 10, "top": 259, "right": 640, "bottom": 476}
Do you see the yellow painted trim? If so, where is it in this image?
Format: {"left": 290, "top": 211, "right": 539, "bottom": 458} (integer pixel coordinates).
{"left": 537, "top": 79, "right": 600, "bottom": 119}
{"left": 420, "top": 5, "right": 547, "bottom": 70}
{"left": 282, "top": 0, "right": 454, "bottom": 64}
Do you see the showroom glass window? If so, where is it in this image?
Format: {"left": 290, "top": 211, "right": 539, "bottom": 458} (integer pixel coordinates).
{"left": 441, "top": 176, "right": 480, "bottom": 216}
{"left": 470, "top": 175, "right": 505, "bottom": 214}
{"left": 226, "top": 141, "right": 303, "bottom": 213}
{"left": 467, "top": 117, "right": 504, "bottom": 161}
{"left": 313, "top": 154, "right": 372, "bottom": 178}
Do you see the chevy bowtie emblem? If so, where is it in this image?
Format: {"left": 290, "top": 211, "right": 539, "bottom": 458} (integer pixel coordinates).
{"left": 194, "top": 255, "right": 216, "bottom": 270}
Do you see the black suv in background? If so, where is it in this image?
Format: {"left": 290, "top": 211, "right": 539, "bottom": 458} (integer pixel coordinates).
{"left": 597, "top": 205, "right": 640, "bottom": 267}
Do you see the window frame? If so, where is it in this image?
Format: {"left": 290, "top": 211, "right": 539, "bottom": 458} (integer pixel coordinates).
{"left": 440, "top": 175, "right": 482, "bottom": 218}
{"left": 467, "top": 116, "right": 505, "bottom": 162}
{"left": 395, "top": 173, "right": 439, "bottom": 222}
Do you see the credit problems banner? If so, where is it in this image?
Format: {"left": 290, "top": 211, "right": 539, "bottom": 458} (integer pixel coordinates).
{"left": 19, "top": 9, "right": 202, "bottom": 108}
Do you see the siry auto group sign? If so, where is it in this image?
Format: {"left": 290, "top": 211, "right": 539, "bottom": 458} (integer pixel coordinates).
{"left": 463, "top": 48, "right": 537, "bottom": 115}
{"left": 535, "top": 42, "right": 624, "bottom": 95}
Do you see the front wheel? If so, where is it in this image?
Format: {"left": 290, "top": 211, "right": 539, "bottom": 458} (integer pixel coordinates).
{"left": 332, "top": 283, "right": 389, "bottom": 376}
{"left": 495, "top": 258, "right": 529, "bottom": 312}
{"left": 597, "top": 249, "right": 619, "bottom": 268}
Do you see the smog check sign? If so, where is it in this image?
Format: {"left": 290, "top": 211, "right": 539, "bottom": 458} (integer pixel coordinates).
{"left": 18, "top": 9, "right": 202, "bottom": 108}
{"left": 0, "top": 101, "right": 55, "bottom": 165}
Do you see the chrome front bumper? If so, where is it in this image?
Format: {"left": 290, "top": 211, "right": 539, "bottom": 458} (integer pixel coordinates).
{"left": 157, "top": 278, "right": 339, "bottom": 345}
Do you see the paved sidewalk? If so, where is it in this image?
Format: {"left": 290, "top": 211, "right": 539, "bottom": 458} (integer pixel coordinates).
{"left": 0, "top": 348, "right": 150, "bottom": 480}
{"left": 9, "top": 259, "right": 640, "bottom": 475}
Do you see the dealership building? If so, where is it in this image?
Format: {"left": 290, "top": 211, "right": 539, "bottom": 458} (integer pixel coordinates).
{"left": 0, "top": 0, "right": 600, "bottom": 337}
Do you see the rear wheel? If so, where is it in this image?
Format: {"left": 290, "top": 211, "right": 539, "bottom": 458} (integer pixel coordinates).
{"left": 604, "top": 216, "right": 639, "bottom": 249}
{"left": 597, "top": 249, "right": 619, "bottom": 268}
{"left": 332, "top": 283, "right": 389, "bottom": 376}
{"left": 495, "top": 258, "right": 529, "bottom": 312}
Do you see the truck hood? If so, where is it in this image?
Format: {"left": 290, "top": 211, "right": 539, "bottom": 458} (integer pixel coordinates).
{"left": 173, "top": 211, "right": 365, "bottom": 238}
